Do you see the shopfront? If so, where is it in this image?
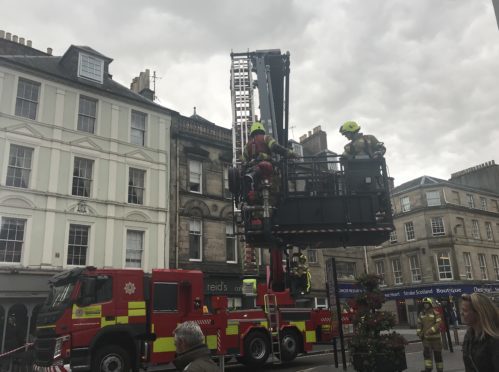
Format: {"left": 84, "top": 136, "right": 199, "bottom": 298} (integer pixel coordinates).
{"left": 382, "top": 282, "right": 499, "bottom": 327}
{"left": 204, "top": 276, "right": 245, "bottom": 310}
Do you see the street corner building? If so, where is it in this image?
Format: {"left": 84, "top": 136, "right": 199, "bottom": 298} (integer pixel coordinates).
{"left": 0, "top": 30, "right": 174, "bottom": 352}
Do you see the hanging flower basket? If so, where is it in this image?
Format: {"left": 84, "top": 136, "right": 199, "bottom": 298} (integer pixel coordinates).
{"left": 349, "top": 274, "right": 408, "bottom": 371}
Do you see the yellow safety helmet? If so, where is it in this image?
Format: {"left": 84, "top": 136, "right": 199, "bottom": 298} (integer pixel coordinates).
{"left": 250, "top": 121, "right": 266, "bottom": 135}
{"left": 339, "top": 121, "right": 360, "bottom": 134}
{"left": 422, "top": 297, "right": 434, "bottom": 306}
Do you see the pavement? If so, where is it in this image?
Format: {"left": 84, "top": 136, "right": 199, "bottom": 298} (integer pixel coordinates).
{"left": 301, "top": 327, "right": 468, "bottom": 372}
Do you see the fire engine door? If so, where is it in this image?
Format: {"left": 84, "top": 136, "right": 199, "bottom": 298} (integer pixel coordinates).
{"left": 149, "top": 280, "right": 182, "bottom": 364}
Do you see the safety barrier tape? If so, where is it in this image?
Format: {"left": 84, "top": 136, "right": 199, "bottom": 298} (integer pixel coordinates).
{"left": 0, "top": 343, "right": 33, "bottom": 359}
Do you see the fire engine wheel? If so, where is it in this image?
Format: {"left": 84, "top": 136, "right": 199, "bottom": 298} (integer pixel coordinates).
{"left": 92, "top": 345, "right": 132, "bottom": 372}
{"left": 242, "top": 331, "right": 270, "bottom": 367}
{"left": 279, "top": 329, "right": 299, "bottom": 362}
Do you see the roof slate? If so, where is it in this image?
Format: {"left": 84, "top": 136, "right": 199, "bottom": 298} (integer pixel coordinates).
{"left": 0, "top": 51, "right": 176, "bottom": 115}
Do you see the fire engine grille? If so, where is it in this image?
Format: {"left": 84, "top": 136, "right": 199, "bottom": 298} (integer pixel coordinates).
{"left": 34, "top": 337, "right": 56, "bottom": 366}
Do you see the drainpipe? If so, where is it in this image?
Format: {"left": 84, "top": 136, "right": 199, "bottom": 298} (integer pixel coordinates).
{"left": 175, "top": 135, "right": 180, "bottom": 269}
{"left": 364, "top": 246, "right": 369, "bottom": 273}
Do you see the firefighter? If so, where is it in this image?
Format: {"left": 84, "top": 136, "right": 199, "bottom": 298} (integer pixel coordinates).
{"left": 242, "top": 121, "right": 294, "bottom": 162}
{"left": 290, "top": 252, "right": 311, "bottom": 296}
{"left": 241, "top": 121, "right": 295, "bottom": 209}
{"left": 339, "top": 121, "right": 386, "bottom": 159}
{"left": 417, "top": 297, "right": 443, "bottom": 372}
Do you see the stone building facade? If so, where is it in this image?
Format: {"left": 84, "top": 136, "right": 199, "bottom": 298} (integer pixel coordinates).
{"left": 169, "top": 112, "right": 252, "bottom": 309}
{"left": 0, "top": 34, "right": 173, "bottom": 351}
{"left": 367, "top": 162, "right": 499, "bottom": 327}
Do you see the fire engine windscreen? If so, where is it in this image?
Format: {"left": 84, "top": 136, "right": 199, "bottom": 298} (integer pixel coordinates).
{"left": 45, "top": 282, "right": 75, "bottom": 310}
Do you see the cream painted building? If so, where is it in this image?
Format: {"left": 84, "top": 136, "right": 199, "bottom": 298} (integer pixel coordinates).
{"left": 0, "top": 36, "right": 173, "bottom": 351}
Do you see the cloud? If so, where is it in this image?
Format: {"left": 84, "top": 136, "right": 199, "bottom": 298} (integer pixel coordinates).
{"left": 2, "top": 0, "right": 498, "bottom": 185}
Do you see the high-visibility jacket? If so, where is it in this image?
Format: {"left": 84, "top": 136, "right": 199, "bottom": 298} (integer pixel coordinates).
{"left": 343, "top": 132, "right": 385, "bottom": 159}
{"left": 416, "top": 308, "right": 442, "bottom": 340}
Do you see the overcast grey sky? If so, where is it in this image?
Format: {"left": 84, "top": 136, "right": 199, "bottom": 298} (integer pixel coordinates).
{"left": 3, "top": 0, "right": 499, "bottom": 186}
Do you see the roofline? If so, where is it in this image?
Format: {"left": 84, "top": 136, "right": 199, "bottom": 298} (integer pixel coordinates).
{"left": 392, "top": 177, "right": 499, "bottom": 197}
{"left": 0, "top": 56, "right": 179, "bottom": 117}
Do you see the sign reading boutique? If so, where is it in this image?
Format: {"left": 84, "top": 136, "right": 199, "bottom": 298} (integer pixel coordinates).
{"left": 336, "top": 282, "right": 499, "bottom": 300}
{"left": 383, "top": 283, "right": 499, "bottom": 300}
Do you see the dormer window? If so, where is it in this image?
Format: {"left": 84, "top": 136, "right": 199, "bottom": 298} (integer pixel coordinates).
{"left": 78, "top": 53, "right": 104, "bottom": 83}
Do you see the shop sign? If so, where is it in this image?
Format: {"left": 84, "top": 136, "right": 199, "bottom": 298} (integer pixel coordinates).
{"left": 382, "top": 284, "right": 499, "bottom": 300}
{"left": 205, "top": 278, "right": 242, "bottom": 294}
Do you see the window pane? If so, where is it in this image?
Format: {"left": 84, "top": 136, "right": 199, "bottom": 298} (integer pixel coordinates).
{"left": 126, "top": 230, "right": 143, "bottom": 268}
{"left": 67, "top": 224, "right": 89, "bottom": 266}
{"left": 189, "top": 220, "right": 201, "bottom": 260}
{"left": 189, "top": 160, "right": 202, "bottom": 193}
{"left": 15, "top": 78, "right": 40, "bottom": 120}
{"left": 409, "top": 255, "right": 422, "bottom": 282}
{"left": 0, "top": 218, "right": 26, "bottom": 263}
{"left": 6, "top": 145, "right": 33, "bottom": 188}
{"left": 307, "top": 250, "right": 318, "bottom": 264}
{"left": 400, "top": 197, "right": 411, "bottom": 212}
{"left": 226, "top": 223, "right": 236, "bottom": 262}
{"left": 131, "top": 110, "right": 146, "bottom": 146}
{"left": 437, "top": 252, "right": 453, "bottom": 280}
{"left": 463, "top": 252, "right": 473, "bottom": 280}
{"left": 77, "top": 96, "right": 97, "bottom": 133}
{"left": 391, "top": 259, "right": 403, "bottom": 285}
{"left": 79, "top": 53, "right": 103, "bottom": 82}
{"left": 431, "top": 217, "right": 445, "bottom": 236}
{"left": 72, "top": 157, "right": 93, "bottom": 197}
{"left": 426, "top": 191, "right": 441, "bottom": 206}
{"left": 405, "top": 222, "right": 415, "bottom": 241}
{"left": 128, "top": 168, "right": 145, "bottom": 204}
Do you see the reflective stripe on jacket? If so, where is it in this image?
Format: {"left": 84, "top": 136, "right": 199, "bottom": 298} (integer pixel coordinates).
{"left": 416, "top": 308, "right": 442, "bottom": 340}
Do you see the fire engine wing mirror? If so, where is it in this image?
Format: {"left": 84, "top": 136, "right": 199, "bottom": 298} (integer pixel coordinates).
{"left": 77, "top": 277, "right": 96, "bottom": 307}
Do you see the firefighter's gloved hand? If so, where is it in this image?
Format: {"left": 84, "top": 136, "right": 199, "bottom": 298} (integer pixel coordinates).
{"left": 416, "top": 330, "right": 422, "bottom": 339}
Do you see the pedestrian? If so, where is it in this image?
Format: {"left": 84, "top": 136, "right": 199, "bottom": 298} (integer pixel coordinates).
{"left": 416, "top": 297, "right": 443, "bottom": 372}
{"left": 173, "top": 321, "right": 220, "bottom": 372}
{"left": 339, "top": 121, "right": 386, "bottom": 159}
{"left": 460, "top": 293, "right": 499, "bottom": 372}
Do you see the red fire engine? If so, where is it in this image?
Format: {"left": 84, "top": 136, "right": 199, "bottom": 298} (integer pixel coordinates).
{"left": 33, "top": 267, "right": 333, "bottom": 371}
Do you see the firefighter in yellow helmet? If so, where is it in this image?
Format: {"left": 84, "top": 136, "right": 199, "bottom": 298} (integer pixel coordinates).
{"left": 339, "top": 121, "right": 386, "bottom": 159}
{"left": 290, "top": 251, "right": 311, "bottom": 296}
{"left": 242, "top": 121, "right": 294, "bottom": 162}
{"left": 417, "top": 297, "right": 443, "bottom": 372}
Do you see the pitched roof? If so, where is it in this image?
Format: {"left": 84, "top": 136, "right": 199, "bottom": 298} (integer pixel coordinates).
{"left": 0, "top": 49, "right": 176, "bottom": 115}
{"left": 393, "top": 175, "right": 447, "bottom": 194}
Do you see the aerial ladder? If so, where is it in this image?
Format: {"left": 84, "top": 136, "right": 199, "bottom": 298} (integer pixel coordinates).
{"left": 229, "top": 49, "right": 394, "bottom": 295}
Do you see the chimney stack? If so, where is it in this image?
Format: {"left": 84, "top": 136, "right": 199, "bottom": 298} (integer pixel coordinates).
{"left": 12, "top": 35, "right": 18, "bottom": 43}
{"left": 0, "top": 30, "right": 5, "bottom": 39}
{"left": 19, "top": 37, "right": 25, "bottom": 45}
{"left": 47, "top": 47, "right": 53, "bottom": 55}
{"left": 6, "top": 32, "right": 11, "bottom": 41}
{"left": 27, "top": 40, "right": 32, "bottom": 47}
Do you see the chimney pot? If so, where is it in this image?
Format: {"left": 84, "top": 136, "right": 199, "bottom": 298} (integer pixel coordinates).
{"left": 12, "top": 35, "right": 18, "bottom": 43}
{"left": 19, "top": 37, "right": 25, "bottom": 45}
{"left": 27, "top": 40, "right": 32, "bottom": 47}
{"left": 308, "top": 131, "right": 312, "bottom": 137}
{"left": 0, "top": 30, "right": 5, "bottom": 39}
{"left": 6, "top": 32, "right": 12, "bottom": 41}
{"left": 47, "top": 47, "right": 53, "bottom": 55}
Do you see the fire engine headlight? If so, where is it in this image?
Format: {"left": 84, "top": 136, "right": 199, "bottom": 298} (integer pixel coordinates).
{"left": 53, "top": 335, "right": 70, "bottom": 359}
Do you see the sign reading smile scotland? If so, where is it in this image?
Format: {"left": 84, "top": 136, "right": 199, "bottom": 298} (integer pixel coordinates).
{"left": 337, "top": 283, "right": 499, "bottom": 299}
